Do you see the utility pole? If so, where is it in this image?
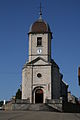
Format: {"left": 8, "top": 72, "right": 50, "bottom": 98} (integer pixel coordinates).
{"left": 78, "top": 67, "right": 80, "bottom": 85}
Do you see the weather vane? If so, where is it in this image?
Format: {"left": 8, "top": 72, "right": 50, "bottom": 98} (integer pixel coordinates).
{"left": 39, "top": 2, "right": 42, "bottom": 19}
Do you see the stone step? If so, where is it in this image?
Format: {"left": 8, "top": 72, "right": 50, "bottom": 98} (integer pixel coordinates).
{"left": 27, "top": 104, "right": 60, "bottom": 111}
{"left": 5, "top": 103, "right": 62, "bottom": 112}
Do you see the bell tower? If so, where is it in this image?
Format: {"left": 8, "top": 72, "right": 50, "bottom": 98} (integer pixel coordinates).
{"left": 28, "top": 6, "right": 52, "bottom": 62}
{"left": 22, "top": 4, "right": 68, "bottom": 104}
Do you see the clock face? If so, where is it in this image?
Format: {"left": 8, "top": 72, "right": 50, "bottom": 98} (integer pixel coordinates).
{"left": 37, "top": 49, "right": 42, "bottom": 54}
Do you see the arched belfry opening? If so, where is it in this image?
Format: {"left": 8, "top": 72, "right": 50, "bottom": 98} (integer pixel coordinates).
{"left": 35, "top": 89, "right": 43, "bottom": 103}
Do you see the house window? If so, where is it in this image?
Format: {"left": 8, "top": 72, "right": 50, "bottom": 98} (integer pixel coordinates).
{"left": 37, "top": 37, "right": 42, "bottom": 47}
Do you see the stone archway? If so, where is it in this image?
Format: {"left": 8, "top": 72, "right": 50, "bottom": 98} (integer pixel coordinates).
{"left": 35, "top": 89, "right": 43, "bottom": 103}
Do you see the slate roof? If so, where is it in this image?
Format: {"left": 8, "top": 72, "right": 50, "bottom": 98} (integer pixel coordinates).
{"left": 29, "top": 18, "right": 52, "bottom": 37}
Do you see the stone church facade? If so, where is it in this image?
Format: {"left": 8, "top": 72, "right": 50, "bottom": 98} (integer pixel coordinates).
{"left": 22, "top": 13, "right": 68, "bottom": 103}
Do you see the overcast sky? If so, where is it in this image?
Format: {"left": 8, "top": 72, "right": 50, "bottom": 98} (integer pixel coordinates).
{"left": 0, "top": 0, "right": 80, "bottom": 100}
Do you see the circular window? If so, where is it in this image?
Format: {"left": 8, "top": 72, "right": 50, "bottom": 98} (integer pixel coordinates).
{"left": 37, "top": 73, "right": 42, "bottom": 78}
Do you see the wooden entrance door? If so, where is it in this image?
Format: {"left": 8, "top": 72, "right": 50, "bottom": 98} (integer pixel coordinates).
{"left": 35, "top": 89, "right": 43, "bottom": 103}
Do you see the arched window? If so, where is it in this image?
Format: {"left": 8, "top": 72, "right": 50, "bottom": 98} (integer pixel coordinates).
{"left": 37, "top": 37, "right": 42, "bottom": 46}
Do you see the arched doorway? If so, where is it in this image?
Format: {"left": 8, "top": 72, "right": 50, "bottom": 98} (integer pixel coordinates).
{"left": 35, "top": 89, "right": 43, "bottom": 103}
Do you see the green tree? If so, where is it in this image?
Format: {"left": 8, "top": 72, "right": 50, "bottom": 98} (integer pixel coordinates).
{"left": 15, "top": 89, "right": 22, "bottom": 99}
{"left": 0, "top": 101, "right": 3, "bottom": 107}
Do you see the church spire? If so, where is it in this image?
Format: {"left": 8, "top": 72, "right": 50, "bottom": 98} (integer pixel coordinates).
{"left": 39, "top": 2, "right": 42, "bottom": 19}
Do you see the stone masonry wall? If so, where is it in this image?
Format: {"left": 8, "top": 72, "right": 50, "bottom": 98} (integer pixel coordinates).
{"left": 29, "top": 33, "right": 51, "bottom": 62}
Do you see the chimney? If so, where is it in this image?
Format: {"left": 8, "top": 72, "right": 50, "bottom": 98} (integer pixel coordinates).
{"left": 78, "top": 67, "right": 80, "bottom": 85}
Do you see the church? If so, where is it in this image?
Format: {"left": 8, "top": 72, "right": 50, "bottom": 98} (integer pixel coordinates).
{"left": 22, "top": 8, "right": 68, "bottom": 104}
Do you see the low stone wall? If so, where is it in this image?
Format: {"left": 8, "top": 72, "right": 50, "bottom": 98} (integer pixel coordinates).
{"left": 11, "top": 103, "right": 30, "bottom": 110}
{"left": 12, "top": 99, "right": 30, "bottom": 104}
{"left": 63, "top": 102, "right": 80, "bottom": 113}
{"left": 46, "top": 98, "right": 63, "bottom": 112}
{"left": 4, "top": 99, "right": 30, "bottom": 111}
{"left": 5, "top": 99, "right": 80, "bottom": 112}
{"left": 46, "top": 98, "right": 62, "bottom": 104}
{"left": 4, "top": 101, "right": 80, "bottom": 112}
{"left": 3, "top": 101, "right": 13, "bottom": 110}
{"left": 4, "top": 99, "right": 63, "bottom": 111}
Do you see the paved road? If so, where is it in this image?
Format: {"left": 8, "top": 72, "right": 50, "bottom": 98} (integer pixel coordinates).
{"left": 0, "top": 111, "right": 80, "bottom": 120}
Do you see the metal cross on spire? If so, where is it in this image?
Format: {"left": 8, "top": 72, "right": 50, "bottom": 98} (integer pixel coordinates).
{"left": 39, "top": 2, "right": 42, "bottom": 19}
